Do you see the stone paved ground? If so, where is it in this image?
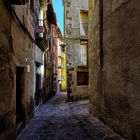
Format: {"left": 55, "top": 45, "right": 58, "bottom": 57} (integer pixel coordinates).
{"left": 17, "top": 92, "right": 124, "bottom": 140}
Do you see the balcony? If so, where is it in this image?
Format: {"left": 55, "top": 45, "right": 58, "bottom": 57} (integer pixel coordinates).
{"left": 66, "top": 27, "right": 80, "bottom": 38}
{"left": 35, "top": 33, "right": 48, "bottom": 51}
{"left": 35, "top": 25, "right": 49, "bottom": 51}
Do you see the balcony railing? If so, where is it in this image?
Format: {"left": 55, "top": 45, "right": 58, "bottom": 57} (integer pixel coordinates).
{"left": 66, "top": 28, "right": 80, "bottom": 38}
{"left": 66, "top": 24, "right": 88, "bottom": 38}
{"left": 35, "top": 22, "right": 49, "bottom": 51}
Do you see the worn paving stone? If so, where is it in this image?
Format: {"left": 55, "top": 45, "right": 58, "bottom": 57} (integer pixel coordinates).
{"left": 17, "top": 92, "right": 124, "bottom": 140}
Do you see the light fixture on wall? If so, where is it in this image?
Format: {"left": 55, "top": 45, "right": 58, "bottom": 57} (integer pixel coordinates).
{"left": 27, "top": 65, "right": 30, "bottom": 73}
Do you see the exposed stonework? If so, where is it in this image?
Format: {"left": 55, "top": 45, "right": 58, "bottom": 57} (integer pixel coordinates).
{"left": 63, "top": 0, "right": 89, "bottom": 100}
{"left": 0, "top": 0, "right": 60, "bottom": 139}
{"left": 0, "top": 0, "right": 47, "bottom": 139}
{"left": 89, "top": 0, "right": 140, "bottom": 139}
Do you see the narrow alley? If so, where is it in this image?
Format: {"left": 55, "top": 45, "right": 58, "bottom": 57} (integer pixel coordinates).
{"left": 0, "top": 0, "right": 140, "bottom": 139}
{"left": 17, "top": 93, "right": 123, "bottom": 140}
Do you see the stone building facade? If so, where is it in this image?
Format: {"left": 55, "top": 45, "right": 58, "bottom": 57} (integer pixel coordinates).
{"left": 63, "top": 0, "right": 89, "bottom": 100}
{"left": 57, "top": 36, "right": 67, "bottom": 92}
{"left": 88, "top": 0, "right": 140, "bottom": 139}
{"left": 50, "top": 24, "right": 59, "bottom": 95}
{"left": 45, "top": 2, "right": 58, "bottom": 98}
{"left": 0, "top": 1, "right": 36, "bottom": 139}
{"left": 0, "top": 0, "right": 57, "bottom": 139}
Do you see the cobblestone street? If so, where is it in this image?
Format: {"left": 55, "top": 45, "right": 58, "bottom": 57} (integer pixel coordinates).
{"left": 17, "top": 93, "right": 124, "bottom": 140}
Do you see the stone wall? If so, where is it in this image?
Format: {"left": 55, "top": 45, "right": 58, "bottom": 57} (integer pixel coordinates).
{"left": 89, "top": 0, "right": 140, "bottom": 139}
{"left": 64, "top": 0, "right": 89, "bottom": 99}
{"left": 0, "top": 1, "right": 36, "bottom": 139}
{"left": 0, "top": 1, "right": 16, "bottom": 139}
{"left": 65, "top": 39, "right": 80, "bottom": 67}
{"left": 64, "top": 0, "right": 88, "bottom": 38}
{"left": 12, "top": 15, "right": 35, "bottom": 121}
{"left": 64, "top": 0, "right": 88, "bottom": 68}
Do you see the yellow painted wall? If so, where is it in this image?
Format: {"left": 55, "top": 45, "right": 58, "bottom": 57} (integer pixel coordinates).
{"left": 57, "top": 38, "right": 67, "bottom": 91}
{"left": 61, "top": 53, "right": 67, "bottom": 91}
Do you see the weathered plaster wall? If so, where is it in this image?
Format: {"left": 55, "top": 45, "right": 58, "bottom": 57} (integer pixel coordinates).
{"left": 89, "top": 0, "right": 140, "bottom": 139}
{"left": 12, "top": 16, "right": 35, "bottom": 122}
{"left": 13, "top": 4, "right": 35, "bottom": 38}
{"left": 0, "top": 1, "right": 36, "bottom": 139}
{"left": 64, "top": 0, "right": 88, "bottom": 38}
{"left": 88, "top": 0, "right": 102, "bottom": 115}
{"left": 64, "top": 0, "right": 89, "bottom": 99}
{"left": 0, "top": 2, "right": 15, "bottom": 139}
{"left": 66, "top": 39, "right": 80, "bottom": 67}
{"left": 64, "top": 0, "right": 88, "bottom": 67}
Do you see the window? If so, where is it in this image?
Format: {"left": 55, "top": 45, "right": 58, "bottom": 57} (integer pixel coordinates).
{"left": 77, "top": 72, "right": 89, "bottom": 85}
{"left": 80, "top": 10, "right": 88, "bottom": 36}
{"left": 80, "top": 40, "right": 88, "bottom": 66}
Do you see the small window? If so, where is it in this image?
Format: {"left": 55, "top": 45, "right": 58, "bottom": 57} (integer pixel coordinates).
{"left": 77, "top": 72, "right": 89, "bottom": 85}
{"left": 80, "top": 40, "right": 88, "bottom": 66}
